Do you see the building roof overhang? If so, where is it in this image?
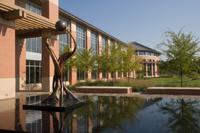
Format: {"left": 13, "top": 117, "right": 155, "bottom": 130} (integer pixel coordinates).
{"left": 0, "top": 2, "right": 56, "bottom": 38}
{"left": 130, "top": 41, "right": 161, "bottom": 55}
{"left": 59, "top": 8, "right": 126, "bottom": 45}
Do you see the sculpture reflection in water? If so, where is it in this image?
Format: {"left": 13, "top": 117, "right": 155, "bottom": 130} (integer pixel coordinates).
{"left": 48, "top": 96, "right": 155, "bottom": 133}
{"left": 14, "top": 95, "right": 161, "bottom": 132}
{"left": 42, "top": 20, "right": 80, "bottom": 105}
{"left": 158, "top": 98, "right": 200, "bottom": 133}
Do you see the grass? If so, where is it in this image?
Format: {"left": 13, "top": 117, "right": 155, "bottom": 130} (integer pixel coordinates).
{"left": 150, "top": 77, "right": 200, "bottom": 87}
{"left": 71, "top": 76, "right": 200, "bottom": 92}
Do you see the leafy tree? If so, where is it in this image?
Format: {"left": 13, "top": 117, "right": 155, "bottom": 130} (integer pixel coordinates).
{"left": 99, "top": 45, "right": 110, "bottom": 79}
{"left": 108, "top": 43, "right": 123, "bottom": 81}
{"left": 62, "top": 46, "right": 76, "bottom": 81}
{"left": 75, "top": 48, "right": 97, "bottom": 80}
{"left": 159, "top": 60, "right": 175, "bottom": 77}
{"left": 122, "top": 44, "right": 142, "bottom": 82}
{"left": 98, "top": 43, "right": 123, "bottom": 81}
{"left": 160, "top": 30, "right": 200, "bottom": 86}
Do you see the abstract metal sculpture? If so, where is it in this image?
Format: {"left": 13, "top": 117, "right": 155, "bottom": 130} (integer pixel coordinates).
{"left": 42, "top": 20, "right": 80, "bottom": 105}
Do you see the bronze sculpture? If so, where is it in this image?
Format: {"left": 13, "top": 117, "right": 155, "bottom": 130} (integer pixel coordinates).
{"left": 42, "top": 21, "right": 80, "bottom": 105}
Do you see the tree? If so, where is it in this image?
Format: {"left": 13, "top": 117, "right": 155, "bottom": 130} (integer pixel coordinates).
{"left": 99, "top": 45, "right": 110, "bottom": 79}
{"left": 158, "top": 99, "right": 200, "bottom": 133}
{"left": 75, "top": 48, "right": 97, "bottom": 80}
{"left": 108, "top": 43, "right": 123, "bottom": 81}
{"left": 98, "top": 43, "right": 123, "bottom": 81}
{"left": 160, "top": 30, "right": 200, "bottom": 87}
{"left": 63, "top": 46, "right": 76, "bottom": 68}
{"left": 122, "top": 44, "right": 142, "bottom": 82}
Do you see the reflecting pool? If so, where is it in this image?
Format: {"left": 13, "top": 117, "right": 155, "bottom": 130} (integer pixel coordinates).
{"left": 0, "top": 95, "right": 200, "bottom": 133}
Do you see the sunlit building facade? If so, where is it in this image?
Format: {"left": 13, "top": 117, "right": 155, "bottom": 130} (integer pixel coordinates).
{"left": 0, "top": 0, "right": 160, "bottom": 99}
{"left": 130, "top": 42, "right": 160, "bottom": 78}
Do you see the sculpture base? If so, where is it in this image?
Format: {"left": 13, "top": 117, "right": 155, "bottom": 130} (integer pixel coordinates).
{"left": 23, "top": 100, "right": 87, "bottom": 112}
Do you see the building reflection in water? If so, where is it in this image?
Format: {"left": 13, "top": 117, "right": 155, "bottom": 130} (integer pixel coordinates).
{"left": 13, "top": 95, "right": 160, "bottom": 133}
{"left": 158, "top": 98, "right": 200, "bottom": 133}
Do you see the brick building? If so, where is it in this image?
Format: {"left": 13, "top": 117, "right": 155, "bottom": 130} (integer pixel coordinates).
{"left": 0, "top": 0, "right": 160, "bottom": 99}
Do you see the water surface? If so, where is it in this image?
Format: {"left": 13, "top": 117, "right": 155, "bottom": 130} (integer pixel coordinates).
{"left": 0, "top": 95, "right": 200, "bottom": 133}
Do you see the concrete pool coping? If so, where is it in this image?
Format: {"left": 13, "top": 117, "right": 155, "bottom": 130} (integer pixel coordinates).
{"left": 148, "top": 87, "right": 200, "bottom": 90}
{"left": 75, "top": 86, "right": 132, "bottom": 94}
{"left": 147, "top": 87, "right": 200, "bottom": 95}
{"left": 14, "top": 92, "right": 200, "bottom": 100}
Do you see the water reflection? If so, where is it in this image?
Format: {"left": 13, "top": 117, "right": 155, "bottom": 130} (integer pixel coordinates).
{"left": 74, "top": 96, "right": 146, "bottom": 133}
{"left": 158, "top": 98, "right": 200, "bottom": 133}
{"left": 45, "top": 96, "right": 149, "bottom": 133}
{"left": 0, "top": 95, "right": 160, "bottom": 133}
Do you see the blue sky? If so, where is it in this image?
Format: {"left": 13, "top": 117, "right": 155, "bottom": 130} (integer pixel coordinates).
{"left": 59, "top": 0, "right": 200, "bottom": 52}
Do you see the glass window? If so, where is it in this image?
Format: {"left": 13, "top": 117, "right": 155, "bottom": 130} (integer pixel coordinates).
{"left": 25, "top": 0, "right": 42, "bottom": 15}
{"left": 118, "top": 72, "right": 122, "bottom": 78}
{"left": 26, "top": 60, "right": 42, "bottom": 84}
{"left": 76, "top": 25, "right": 86, "bottom": 51}
{"left": 77, "top": 68, "right": 86, "bottom": 81}
{"left": 138, "top": 51, "right": 146, "bottom": 55}
{"left": 148, "top": 63, "right": 152, "bottom": 76}
{"left": 92, "top": 70, "right": 98, "bottom": 80}
{"left": 59, "top": 17, "right": 71, "bottom": 53}
{"left": 91, "top": 31, "right": 98, "bottom": 54}
{"left": 102, "top": 36, "right": 107, "bottom": 52}
{"left": 26, "top": 37, "right": 42, "bottom": 53}
{"left": 63, "top": 66, "right": 70, "bottom": 82}
{"left": 111, "top": 72, "right": 116, "bottom": 78}
{"left": 123, "top": 72, "right": 127, "bottom": 77}
{"left": 102, "top": 72, "right": 107, "bottom": 79}
{"left": 146, "top": 52, "right": 151, "bottom": 56}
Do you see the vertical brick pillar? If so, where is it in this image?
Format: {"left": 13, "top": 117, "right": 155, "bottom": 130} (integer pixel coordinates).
{"left": 98, "top": 34, "right": 103, "bottom": 80}
{"left": 151, "top": 63, "right": 154, "bottom": 77}
{"left": 0, "top": 18, "right": 16, "bottom": 99}
{"left": 155, "top": 62, "right": 158, "bottom": 77}
{"left": 86, "top": 29, "right": 91, "bottom": 80}
{"left": 42, "top": 0, "right": 59, "bottom": 22}
{"left": 16, "top": 38, "right": 26, "bottom": 91}
{"left": 133, "top": 70, "right": 136, "bottom": 78}
{"left": 115, "top": 72, "right": 118, "bottom": 79}
{"left": 70, "top": 21, "right": 77, "bottom": 85}
{"left": 130, "top": 72, "right": 134, "bottom": 78}
{"left": 145, "top": 63, "right": 148, "bottom": 77}
{"left": 41, "top": 0, "right": 59, "bottom": 91}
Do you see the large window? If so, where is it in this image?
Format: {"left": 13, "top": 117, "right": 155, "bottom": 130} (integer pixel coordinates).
{"left": 102, "top": 36, "right": 107, "bottom": 51}
{"left": 147, "top": 63, "right": 152, "bottom": 76}
{"left": 152, "top": 63, "right": 155, "bottom": 76}
{"left": 26, "top": 60, "right": 42, "bottom": 84}
{"left": 123, "top": 72, "right": 127, "bottom": 77}
{"left": 91, "top": 31, "right": 98, "bottom": 54}
{"left": 91, "top": 31, "right": 98, "bottom": 79}
{"left": 59, "top": 17, "right": 70, "bottom": 53}
{"left": 92, "top": 69, "right": 98, "bottom": 80}
{"left": 138, "top": 51, "right": 146, "bottom": 55}
{"left": 25, "top": 0, "right": 42, "bottom": 15}
{"left": 118, "top": 72, "right": 122, "bottom": 78}
{"left": 63, "top": 66, "right": 70, "bottom": 82}
{"left": 26, "top": 37, "right": 42, "bottom": 53}
{"left": 102, "top": 36, "right": 107, "bottom": 79}
{"left": 76, "top": 25, "right": 86, "bottom": 50}
{"left": 77, "top": 69, "right": 86, "bottom": 81}
{"left": 111, "top": 72, "right": 116, "bottom": 79}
